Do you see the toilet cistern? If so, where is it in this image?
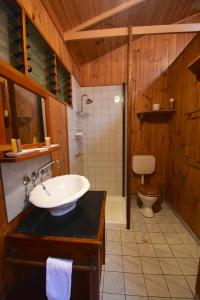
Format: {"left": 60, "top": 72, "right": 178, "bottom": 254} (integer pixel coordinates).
{"left": 132, "top": 155, "right": 155, "bottom": 184}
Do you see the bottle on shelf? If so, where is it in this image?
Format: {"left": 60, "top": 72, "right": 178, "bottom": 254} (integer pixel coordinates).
{"left": 169, "top": 98, "right": 175, "bottom": 110}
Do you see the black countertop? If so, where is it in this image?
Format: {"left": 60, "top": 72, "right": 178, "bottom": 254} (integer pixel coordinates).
{"left": 16, "top": 191, "right": 104, "bottom": 239}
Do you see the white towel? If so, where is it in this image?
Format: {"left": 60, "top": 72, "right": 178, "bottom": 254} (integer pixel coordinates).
{"left": 46, "top": 257, "right": 73, "bottom": 300}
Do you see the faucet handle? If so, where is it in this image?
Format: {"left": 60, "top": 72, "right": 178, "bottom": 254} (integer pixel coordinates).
{"left": 31, "top": 172, "right": 38, "bottom": 186}
{"left": 23, "top": 175, "right": 30, "bottom": 185}
{"left": 55, "top": 160, "right": 61, "bottom": 167}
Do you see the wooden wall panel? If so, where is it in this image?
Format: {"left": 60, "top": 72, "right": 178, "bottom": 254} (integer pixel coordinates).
{"left": 16, "top": 0, "right": 80, "bottom": 82}
{"left": 130, "top": 33, "right": 195, "bottom": 193}
{"left": 80, "top": 44, "right": 127, "bottom": 86}
{"left": 0, "top": 1, "right": 72, "bottom": 296}
{"left": 45, "top": 96, "right": 69, "bottom": 176}
{"left": 166, "top": 33, "right": 200, "bottom": 238}
{"left": 80, "top": 33, "right": 195, "bottom": 194}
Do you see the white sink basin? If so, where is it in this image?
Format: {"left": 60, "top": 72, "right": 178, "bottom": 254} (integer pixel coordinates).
{"left": 29, "top": 175, "right": 90, "bottom": 216}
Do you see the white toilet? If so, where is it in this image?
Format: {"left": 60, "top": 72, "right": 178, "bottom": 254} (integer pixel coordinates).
{"left": 132, "top": 155, "right": 160, "bottom": 218}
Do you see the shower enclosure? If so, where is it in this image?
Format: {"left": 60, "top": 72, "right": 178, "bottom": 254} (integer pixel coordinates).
{"left": 80, "top": 85, "right": 126, "bottom": 225}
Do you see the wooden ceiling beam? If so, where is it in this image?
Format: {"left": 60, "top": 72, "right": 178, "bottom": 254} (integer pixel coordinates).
{"left": 65, "top": 28, "right": 128, "bottom": 40}
{"left": 65, "top": 23, "right": 200, "bottom": 41}
{"left": 65, "top": 0, "right": 145, "bottom": 34}
{"left": 41, "top": 0, "right": 64, "bottom": 38}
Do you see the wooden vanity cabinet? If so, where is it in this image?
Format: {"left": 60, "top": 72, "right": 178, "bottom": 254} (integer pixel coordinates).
{"left": 5, "top": 191, "right": 106, "bottom": 300}
{"left": 45, "top": 95, "right": 69, "bottom": 175}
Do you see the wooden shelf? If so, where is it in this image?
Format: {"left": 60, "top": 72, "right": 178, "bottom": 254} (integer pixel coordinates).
{"left": 137, "top": 110, "right": 176, "bottom": 122}
{"left": 188, "top": 55, "right": 200, "bottom": 80}
{"left": 0, "top": 145, "right": 59, "bottom": 163}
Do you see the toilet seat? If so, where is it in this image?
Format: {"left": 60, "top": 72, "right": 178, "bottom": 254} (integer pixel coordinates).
{"left": 137, "top": 183, "right": 159, "bottom": 197}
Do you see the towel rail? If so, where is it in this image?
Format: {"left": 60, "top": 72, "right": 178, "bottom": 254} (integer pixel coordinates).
{"left": 6, "top": 257, "right": 99, "bottom": 299}
{"left": 5, "top": 257, "right": 96, "bottom": 271}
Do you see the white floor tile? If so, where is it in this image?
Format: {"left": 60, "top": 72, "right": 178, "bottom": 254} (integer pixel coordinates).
{"left": 135, "top": 232, "right": 151, "bottom": 244}
{"left": 146, "top": 223, "right": 162, "bottom": 233}
{"left": 156, "top": 216, "right": 171, "bottom": 224}
{"left": 178, "top": 233, "right": 196, "bottom": 245}
{"left": 185, "top": 244, "right": 200, "bottom": 258}
{"left": 194, "top": 257, "right": 199, "bottom": 264}
{"left": 106, "top": 230, "right": 121, "bottom": 241}
{"left": 141, "top": 257, "right": 162, "bottom": 274}
{"left": 122, "top": 243, "right": 139, "bottom": 256}
{"left": 144, "top": 216, "right": 158, "bottom": 224}
{"left": 176, "top": 258, "right": 198, "bottom": 275}
{"left": 124, "top": 273, "right": 147, "bottom": 296}
{"left": 164, "top": 233, "right": 183, "bottom": 245}
{"left": 165, "top": 275, "right": 193, "bottom": 298}
{"left": 159, "top": 223, "right": 175, "bottom": 233}
{"left": 144, "top": 274, "right": 170, "bottom": 297}
{"left": 103, "top": 271, "right": 124, "bottom": 294}
{"left": 123, "top": 256, "right": 142, "bottom": 274}
{"left": 105, "top": 255, "right": 123, "bottom": 272}
{"left": 149, "top": 298, "right": 171, "bottom": 300}
{"left": 138, "top": 244, "right": 157, "bottom": 257}
{"left": 133, "top": 223, "right": 147, "bottom": 232}
{"left": 168, "top": 216, "right": 181, "bottom": 224}
{"left": 172, "top": 298, "right": 194, "bottom": 300}
{"left": 172, "top": 223, "right": 188, "bottom": 233}
{"left": 153, "top": 244, "right": 173, "bottom": 258}
{"left": 132, "top": 214, "right": 146, "bottom": 223}
{"left": 149, "top": 233, "right": 166, "bottom": 244}
{"left": 104, "top": 199, "right": 200, "bottom": 300}
{"left": 185, "top": 275, "right": 197, "bottom": 295}
{"left": 126, "top": 296, "right": 148, "bottom": 300}
{"left": 158, "top": 258, "right": 182, "bottom": 275}
{"left": 121, "top": 231, "right": 136, "bottom": 243}
{"left": 102, "top": 293, "right": 125, "bottom": 300}
{"left": 170, "top": 245, "right": 191, "bottom": 257}
{"left": 106, "top": 241, "right": 122, "bottom": 255}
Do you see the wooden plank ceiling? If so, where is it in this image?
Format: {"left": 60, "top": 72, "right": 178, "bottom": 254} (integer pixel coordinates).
{"left": 46, "top": 0, "right": 200, "bottom": 64}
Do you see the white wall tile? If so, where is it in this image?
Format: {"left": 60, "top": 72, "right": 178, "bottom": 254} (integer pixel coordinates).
{"left": 1, "top": 154, "right": 51, "bottom": 222}
{"left": 80, "top": 85, "right": 123, "bottom": 195}
{"left": 67, "top": 78, "right": 83, "bottom": 175}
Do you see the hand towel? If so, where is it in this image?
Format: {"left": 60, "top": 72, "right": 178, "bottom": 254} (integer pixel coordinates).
{"left": 46, "top": 257, "right": 73, "bottom": 300}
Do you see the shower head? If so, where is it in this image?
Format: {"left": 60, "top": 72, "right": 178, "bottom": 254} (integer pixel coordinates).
{"left": 86, "top": 98, "right": 93, "bottom": 104}
{"left": 80, "top": 94, "right": 93, "bottom": 112}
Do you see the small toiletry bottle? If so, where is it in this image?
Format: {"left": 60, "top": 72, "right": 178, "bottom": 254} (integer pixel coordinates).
{"left": 16, "top": 139, "right": 22, "bottom": 152}
{"left": 33, "top": 136, "right": 39, "bottom": 144}
{"left": 45, "top": 137, "right": 51, "bottom": 146}
{"left": 169, "top": 98, "right": 175, "bottom": 109}
{"left": 11, "top": 139, "right": 17, "bottom": 153}
{"left": 4, "top": 110, "right": 9, "bottom": 128}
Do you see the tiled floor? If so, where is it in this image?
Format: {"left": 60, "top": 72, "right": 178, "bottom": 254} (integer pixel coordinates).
{"left": 101, "top": 197, "right": 200, "bottom": 299}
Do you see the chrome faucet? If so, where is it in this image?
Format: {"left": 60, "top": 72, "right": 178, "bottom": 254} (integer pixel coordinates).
{"left": 30, "top": 160, "right": 61, "bottom": 186}
{"left": 38, "top": 160, "right": 60, "bottom": 177}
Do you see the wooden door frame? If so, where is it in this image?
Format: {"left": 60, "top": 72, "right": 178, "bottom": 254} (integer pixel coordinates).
{"left": 0, "top": 81, "right": 7, "bottom": 144}
{"left": 126, "top": 26, "right": 133, "bottom": 229}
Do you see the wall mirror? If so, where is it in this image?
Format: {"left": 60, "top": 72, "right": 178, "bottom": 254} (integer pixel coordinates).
{"left": 0, "top": 76, "right": 47, "bottom": 144}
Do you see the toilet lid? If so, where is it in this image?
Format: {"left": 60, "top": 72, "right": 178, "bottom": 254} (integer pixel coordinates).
{"left": 138, "top": 183, "right": 159, "bottom": 196}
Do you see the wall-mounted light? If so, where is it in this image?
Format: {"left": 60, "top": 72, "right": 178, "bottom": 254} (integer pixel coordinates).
{"left": 114, "top": 95, "right": 121, "bottom": 103}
